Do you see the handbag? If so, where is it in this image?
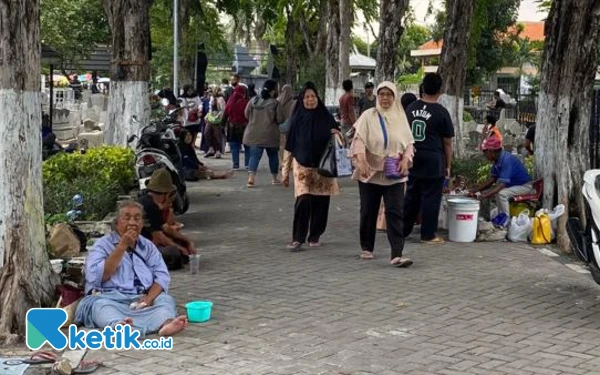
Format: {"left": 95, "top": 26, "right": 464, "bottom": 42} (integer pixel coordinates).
{"left": 318, "top": 134, "right": 352, "bottom": 178}
{"left": 377, "top": 113, "right": 403, "bottom": 180}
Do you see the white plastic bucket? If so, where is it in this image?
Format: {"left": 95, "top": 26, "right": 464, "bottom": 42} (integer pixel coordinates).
{"left": 447, "top": 198, "right": 480, "bottom": 242}
{"left": 438, "top": 195, "right": 448, "bottom": 230}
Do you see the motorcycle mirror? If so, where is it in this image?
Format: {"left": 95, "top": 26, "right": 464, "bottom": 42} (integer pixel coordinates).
{"left": 161, "top": 98, "right": 170, "bottom": 107}
{"left": 127, "top": 135, "right": 136, "bottom": 144}
{"left": 72, "top": 194, "right": 84, "bottom": 207}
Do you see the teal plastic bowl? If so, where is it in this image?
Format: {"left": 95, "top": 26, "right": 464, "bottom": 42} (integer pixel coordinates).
{"left": 186, "top": 301, "right": 213, "bottom": 323}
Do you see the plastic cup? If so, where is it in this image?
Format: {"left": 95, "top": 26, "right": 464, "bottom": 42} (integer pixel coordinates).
{"left": 189, "top": 254, "right": 201, "bottom": 274}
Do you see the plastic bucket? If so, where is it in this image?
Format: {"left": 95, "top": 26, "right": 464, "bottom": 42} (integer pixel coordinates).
{"left": 186, "top": 301, "right": 213, "bottom": 323}
{"left": 447, "top": 198, "right": 480, "bottom": 242}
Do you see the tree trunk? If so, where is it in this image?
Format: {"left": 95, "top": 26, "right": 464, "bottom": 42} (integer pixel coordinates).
{"left": 0, "top": 0, "right": 59, "bottom": 345}
{"left": 338, "top": 0, "right": 352, "bottom": 95}
{"left": 103, "top": 0, "right": 152, "bottom": 146}
{"left": 375, "top": 0, "right": 409, "bottom": 84}
{"left": 325, "top": 0, "right": 340, "bottom": 105}
{"left": 315, "top": 0, "right": 328, "bottom": 56}
{"left": 535, "top": 0, "right": 600, "bottom": 252}
{"left": 285, "top": 10, "right": 299, "bottom": 87}
{"left": 437, "top": 0, "right": 474, "bottom": 159}
{"left": 179, "top": 0, "right": 194, "bottom": 86}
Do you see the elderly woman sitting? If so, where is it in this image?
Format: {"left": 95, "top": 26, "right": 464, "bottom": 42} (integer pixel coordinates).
{"left": 75, "top": 201, "right": 188, "bottom": 337}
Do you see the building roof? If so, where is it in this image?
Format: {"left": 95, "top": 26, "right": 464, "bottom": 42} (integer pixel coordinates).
{"left": 412, "top": 21, "right": 545, "bottom": 57}
{"left": 350, "top": 51, "right": 376, "bottom": 70}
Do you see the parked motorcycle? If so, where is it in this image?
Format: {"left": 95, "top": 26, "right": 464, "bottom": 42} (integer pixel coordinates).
{"left": 567, "top": 170, "right": 600, "bottom": 285}
{"left": 128, "top": 100, "right": 191, "bottom": 214}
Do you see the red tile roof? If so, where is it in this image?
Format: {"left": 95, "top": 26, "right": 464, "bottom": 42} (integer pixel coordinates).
{"left": 417, "top": 21, "right": 545, "bottom": 50}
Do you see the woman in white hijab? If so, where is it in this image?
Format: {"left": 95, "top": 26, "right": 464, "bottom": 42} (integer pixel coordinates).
{"left": 351, "top": 81, "right": 415, "bottom": 267}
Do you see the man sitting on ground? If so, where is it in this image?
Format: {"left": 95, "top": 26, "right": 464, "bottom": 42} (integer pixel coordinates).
{"left": 468, "top": 136, "right": 533, "bottom": 215}
{"left": 138, "top": 168, "right": 197, "bottom": 270}
{"left": 75, "top": 201, "right": 188, "bottom": 337}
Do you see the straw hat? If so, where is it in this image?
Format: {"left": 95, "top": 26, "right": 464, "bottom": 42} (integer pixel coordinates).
{"left": 146, "top": 168, "right": 176, "bottom": 194}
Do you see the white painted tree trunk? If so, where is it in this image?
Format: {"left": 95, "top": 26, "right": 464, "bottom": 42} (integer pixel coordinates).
{"left": 325, "top": 0, "right": 340, "bottom": 106}
{"left": 0, "top": 0, "right": 59, "bottom": 344}
{"left": 437, "top": 0, "right": 473, "bottom": 159}
{"left": 105, "top": 81, "right": 150, "bottom": 146}
{"left": 439, "top": 94, "right": 464, "bottom": 158}
{"left": 534, "top": 0, "right": 600, "bottom": 252}
{"left": 103, "top": 0, "right": 151, "bottom": 146}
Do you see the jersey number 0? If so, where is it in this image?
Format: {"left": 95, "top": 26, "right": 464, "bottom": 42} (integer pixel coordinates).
{"left": 412, "top": 120, "right": 427, "bottom": 141}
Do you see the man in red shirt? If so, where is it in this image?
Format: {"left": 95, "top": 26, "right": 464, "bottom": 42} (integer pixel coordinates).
{"left": 339, "top": 79, "right": 356, "bottom": 139}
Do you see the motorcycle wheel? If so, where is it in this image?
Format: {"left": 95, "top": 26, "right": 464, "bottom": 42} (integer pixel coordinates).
{"left": 590, "top": 263, "right": 600, "bottom": 286}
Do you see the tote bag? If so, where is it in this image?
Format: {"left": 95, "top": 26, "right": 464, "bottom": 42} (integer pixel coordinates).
{"left": 318, "top": 134, "right": 352, "bottom": 178}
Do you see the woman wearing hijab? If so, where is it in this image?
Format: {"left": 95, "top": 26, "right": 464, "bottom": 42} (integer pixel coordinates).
{"left": 282, "top": 82, "right": 341, "bottom": 251}
{"left": 225, "top": 85, "right": 250, "bottom": 170}
{"left": 243, "top": 80, "right": 284, "bottom": 187}
{"left": 377, "top": 91, "right": 419, "bottom": 232}
{"left": 277, "top": 84, "right": 297, "bottom": 176}
{"left": 351, "top": 81, "right": 415, "bottom": 267}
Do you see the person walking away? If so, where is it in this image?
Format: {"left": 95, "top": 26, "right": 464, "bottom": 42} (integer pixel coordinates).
{"left": 467, "top": 136, "right": 533, "bottom": 215}
{"left": 277, "top": 84, "right": 297, "bottom": 177}
{"left": 403, "top": 73, "right": 455, "bottom": 244}
{"left": 224, "top": 85, "right": 251, "bottom": 170}
{"left": 180, "top": 84, "right": 203, "bottom": 148}
{"left": 480, "top": 114, "right": 503, "bottom": 147}
{"left": 243, "top": 80, "right": 284, "bottom": 187}
{"left": 339, "top": 79, "right": 356, "bottom": 139}
{"left": 281, "top": 82, "right": 341, "bottom": 251}
{"left": 352, "top": 81, "right": 415, "bottom": 267}
{"left": 377, "top": 92, "right": 418, "bottom": 232}
{"left": 205, "top": 88, "right": 227, "bottom": 158}
{"left": 358, "top": 82, "right": 376, "bottom": 115}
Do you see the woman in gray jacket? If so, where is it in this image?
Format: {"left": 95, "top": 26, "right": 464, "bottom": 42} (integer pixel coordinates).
{"left": 243, "top": 80, "right": 285, "bottom": 188}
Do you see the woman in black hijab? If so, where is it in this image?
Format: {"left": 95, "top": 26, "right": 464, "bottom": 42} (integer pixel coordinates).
{"left": 281, "top": 82, "right": 342, "bottom": 251}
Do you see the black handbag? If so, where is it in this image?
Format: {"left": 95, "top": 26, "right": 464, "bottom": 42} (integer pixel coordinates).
{"left": 318, "top": 136, "right": 338, "bottom": 177}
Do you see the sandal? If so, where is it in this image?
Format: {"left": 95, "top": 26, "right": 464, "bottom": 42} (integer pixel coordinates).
{"left": 308, "top": 242, "right": 321, "bottom": 247}
{"left": 391, "top": 257, "right": 413, "bottom": 268}
{"left": 246, "top": 181, "right": 255, "bottom": 188}
{"left": 73, "top": 360, "right": 104, "bottom": 374}
{"left": 23, "top": 351, "right": 58, "bottom": 364}
{"left": 360, "top": 251, "right": 374, "bottom": 260}
{"left": 421, "top": 236, "right": 445, "bottom": 244}
{"left": 287, "top": 242, "right": 302, "bottom": 251}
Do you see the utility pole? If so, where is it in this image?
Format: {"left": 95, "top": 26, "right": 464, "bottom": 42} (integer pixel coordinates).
{"left": 173, "top": 0, "right": 179, "bottom": 96}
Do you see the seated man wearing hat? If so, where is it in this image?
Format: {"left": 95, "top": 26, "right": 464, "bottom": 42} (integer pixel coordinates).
{"left": 467, "top": 136, "right": 533, "bottom": 215}
{"left": 138, "top": 168, "right": 197, "bottom": 270}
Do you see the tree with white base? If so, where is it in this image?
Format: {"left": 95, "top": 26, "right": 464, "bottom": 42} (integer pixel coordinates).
{"left": 103, "top": 0, "right": 152, "bottom": 146}
{"left": 375, "top": 0, "right": 410, "bottom": 84}
{"left": 535, "top": 0, "right": 600, "bottom": 252}
{"left": 0, "top": 0, "right": 59, "bottom": 345}
{"left": 437, "top": 0, "right": 474, "bottom": 159}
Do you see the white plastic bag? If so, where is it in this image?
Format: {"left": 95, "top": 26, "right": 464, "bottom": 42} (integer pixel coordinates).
{"left": 507, "top": 210, "right": 532, "bottom": 242}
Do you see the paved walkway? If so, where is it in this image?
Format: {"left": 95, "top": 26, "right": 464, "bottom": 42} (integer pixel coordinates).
{"left": 14, "top": 158, "right": 600, "bottom": 375}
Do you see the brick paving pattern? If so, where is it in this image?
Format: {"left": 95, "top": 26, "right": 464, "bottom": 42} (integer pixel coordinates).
{"left": 12, "top": 159, "right": 600, "bottom": 375}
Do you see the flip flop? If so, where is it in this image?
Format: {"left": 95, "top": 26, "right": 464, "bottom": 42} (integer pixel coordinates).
{"left": 360, "top": 251, "right": 374, "bottom": 260}
{"left": 73, "top": 360, "right": 104, "bottom": 374}
{"left": 421, "top": 237, "right": 445, "bottom": 244}
{"left": 23, "top": 351, "right": 58, "bottom": 364}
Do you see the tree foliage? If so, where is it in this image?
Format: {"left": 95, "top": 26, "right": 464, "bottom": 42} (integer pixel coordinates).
{"left": 41, "top": 0, "right": 110, "bottom": 67}
{"left": 429, "top": 0, "right": 521, "bottom": 85}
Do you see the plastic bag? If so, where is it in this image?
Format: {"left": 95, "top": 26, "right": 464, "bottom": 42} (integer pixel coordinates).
{"left": 535, "top": 204, "right": 565, "bottom": 239}
{"left": 507, "top": 210, "right": 532, "bottom": 242}
{"left": 530, "top": 212, "right": 552, "bottom": 245}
